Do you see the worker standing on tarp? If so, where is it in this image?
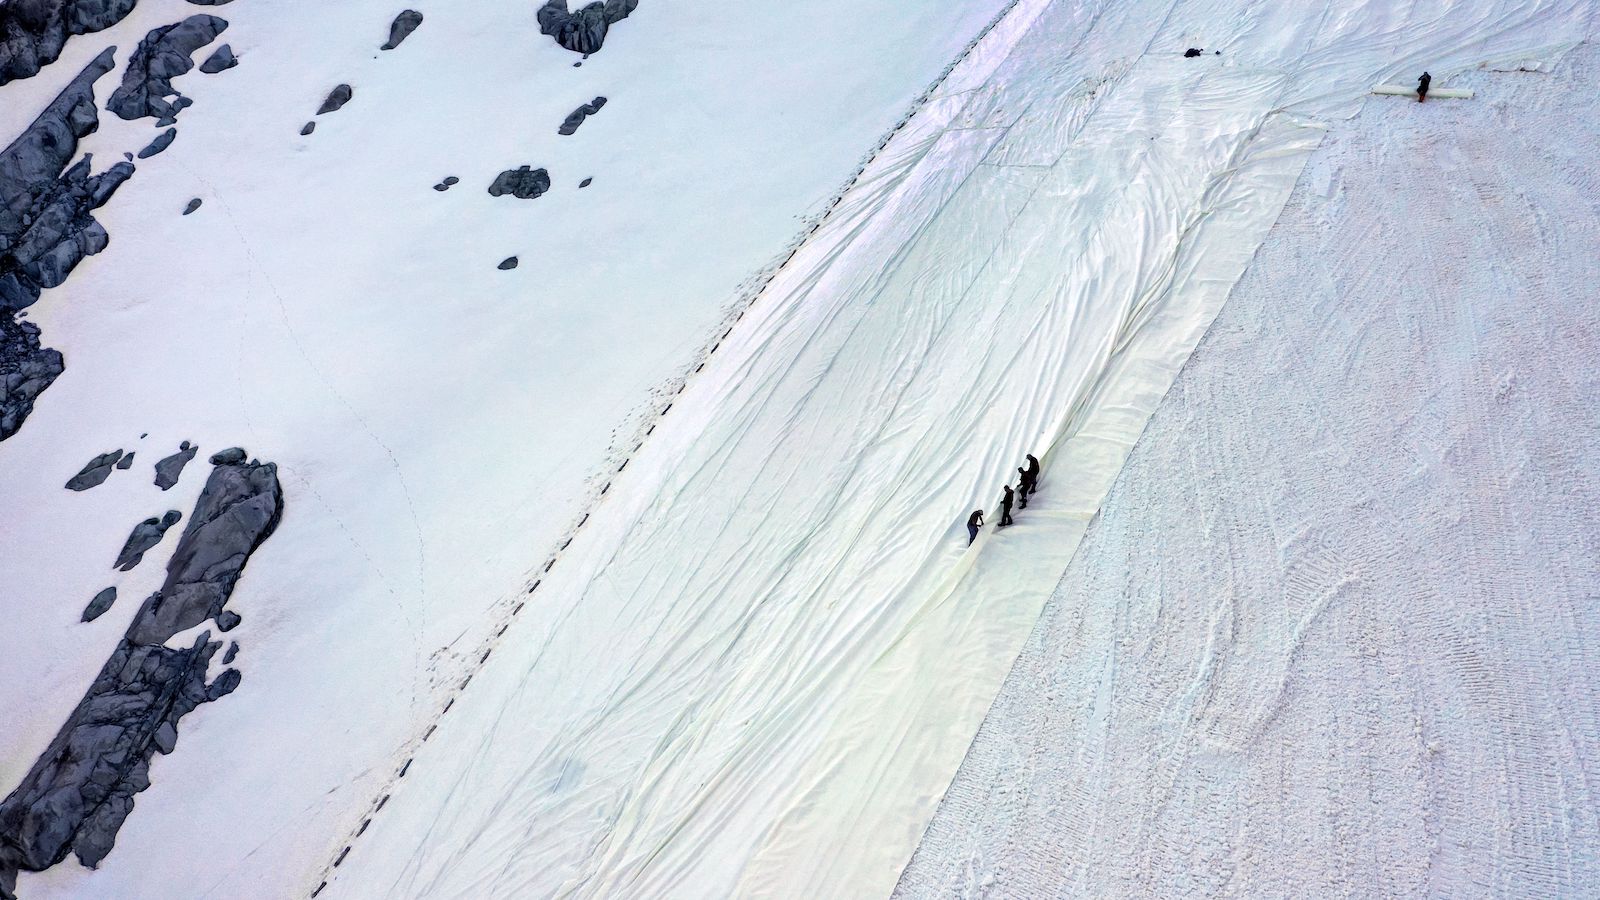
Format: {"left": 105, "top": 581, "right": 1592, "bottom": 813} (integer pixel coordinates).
{"left": 966, "top": 509, "right": 984, "bottom": 545}
{"left": 1417, "top": 71, "right": 1431, "bottom": 102}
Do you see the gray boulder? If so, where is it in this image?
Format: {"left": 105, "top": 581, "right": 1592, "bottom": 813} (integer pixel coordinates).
{"left": 0, "top": 451, "right": 282, "bottom": 888}
{"left": 536, "top": 0, "right": 638, "bottom": 55}
{"left": 107, "top": 15, "right": 228, "bottom": 121}
{"left": 154, "top": 440, "right": 196, "bottom": 488}
{"left": 558, "top": 96, "right": 606, "bottom": 135}
{"left": 0, "top": 0, "right": 138, "bottom": 86}
{"left": 381, "top": 10, "right": 423, "bottom": 50}
{"left": 82, "top": 587, "right": 116, "bottom": 622}
{"left": 198, "top": 43, "right": 236, "bottom": 73}
{"left": 112, "top": 509, "right": 181, "bottom": 571}
{"left": 136, "top": 128, "right": 176, "bottom": 159}
{"left": 498, "top": 256, "right": 518, "bottom": 270}
{"left": 317, "top": 84, "right": 352, "bottom": 115}
{"left": 182, "top": 198, "right": 201, "bottom": 215}
{"left": 488, "top": 166, "right": 550, "bottom": 199}
{"left": 65, "top": 450, "right": 123, "bottom": 490}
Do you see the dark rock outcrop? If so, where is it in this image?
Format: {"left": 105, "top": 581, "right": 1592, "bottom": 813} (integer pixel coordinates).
{"left": 536, "top": 0, "right": 638, "bottom": 55}
{"left": 1, "top": 48, "right": 127, "bottom": 318}
{"left": 488, "top": 166, "right": 550, "bottom": 199}
{"left": 558, "top": 96, "right": 606, "bottom": 135}
{"left": 107, "top": 15, "right": 228, "bottom": 121}
{"left": 114, "top": 451, "right": 133, "bottom": 469}
{"left": 65, "top": 450, "right": 123, "bottom": 490}
{"left": 0, "top": 317, "right": 62, "bottom": 440}
{"left": 300, "top": 121, "right": 315, "bottom": 136}
{"left": 216, "top": 610, "right": 240, "bottom": 631}
{"left": 0, "top": 154, "right": 133, "bottom": 311}
{"left": 182, "top": 198, "right": 201, "bottom": 215}
{"left": 0, "top": 451, "right": 282, "bottom": 890}
{"left": 154, "top": 440, "right": 196, "bottom": 488}
{"left": 498, "top": 256, "right": 518, "bottom": 270}
{"left": 0, "top": 0, "right": 138, "bottom": 86}
{"left": 198, "top": 43, "right": 236, "bottom": 73}
{"left": 112, "top": 509, "right": 181, "bottom": 571}
{"left": 579, "top": 177, "right": 592, "bottom": 188}
{"left": 316, "top": 84, "right": 352, "bottom": 115}
{"left": 381, "top": 10, "right": 423, "bottom": 50}
{"left": 432, "top": 175, "right": 460, "bottom": 192}
{"left": 135, "top": 128, "right": 176, "bottom": 159}
{"left": 82, "top": 587, "right": 116, "bottom": 622}
{"left": 221, "top": 641, "right": 238, "bottom": 664}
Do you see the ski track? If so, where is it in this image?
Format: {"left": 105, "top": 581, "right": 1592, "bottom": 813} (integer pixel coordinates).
{"left": 322, "top": 2, "right": 1597, "bottom": 900}
{"left": 897, "top": 39, "right": 1600, "bottom": 899}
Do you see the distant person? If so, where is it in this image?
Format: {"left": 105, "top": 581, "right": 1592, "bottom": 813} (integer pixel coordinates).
{"left": 1017, "top": 467, "right": 1032, "bottom": 508}
{"left": 999, "top": 485, "right": 1015, "bottom": 527}
{"left": 1417, "top": 71, "right": 1431, "bottom": 103}
{"left": 966, "top": 510, "right": 984, "bottom": 545}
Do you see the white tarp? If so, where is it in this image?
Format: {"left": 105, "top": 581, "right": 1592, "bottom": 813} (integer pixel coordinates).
{"left": 328, "top": 1, "right": 1596, "bottom": 899}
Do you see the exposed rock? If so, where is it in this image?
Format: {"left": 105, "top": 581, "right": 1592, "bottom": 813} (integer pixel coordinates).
{"left": 0, "top": 0, "right": 138, "bottom": 86}
{"left": 1, "top": 49, "right": 127, "bottom": 315}
{"left": 82, "top": 587, "right": 116, "bottom": 622}
{"left": 136, "top": 128, "right": 177, "bottom": 159}
{"left": 498, "top": 256, "right": 518, "bottom": 270}
{"left": 65, "top": 450, "right": 123, "bottom": 490}
{"left": 300, "top": 121, "right": 316, "bottom": 136}
{"left": 381, "top": 10, "right": 423, "bottom": 50}
{"left": 107, "top": 15, "right": 228, "bottom": 121}
{"left": 208, "top": 446, "right": 245, "bottom": 465}
{"left": 0, "top": 451, "right": 282, "bottom": 887}
{"left": 558, "top": 96, "right": 606, "bottom": 135}
{"left": 536, "top": 0, "right": 638, "bottom": 55}
{"left": 112, "top": 509, "right": 181, "bottom": 571}
{"left": 216, "top": 610, "right": 240, "bottom": 631}
{"left": 0, "top": 154, "right": 134, "bottom": 311}
{"left": 0, "top": 50, "right": 122, "bottom": 440}
{"left": 182, "top": 198, "right": 201, "bottom": 215}
{"left": 115, "top": 450, "right": 134, "bottom": 469}
{"left": 198, "top": 43, "right": 236, "bottom": 73}
{"left": 221, "top": 641, "right": 238, "bottom": 664}
{"left": 579, "top": 177, "right": 592, "bottom": 188}
{"left": 317, "top": 83, "right": 353, "bottom": 115}
{"left": 0, "top": 317, "right": 62, "bottom": 440}
{"left": 488, "top": 166, "right": 550, "bottom": 199}
{"left": 444, "top": 176, "right": 458, "bottom": 186}
{"left": 154, "top": 440, "right": 196, "bottom": 488}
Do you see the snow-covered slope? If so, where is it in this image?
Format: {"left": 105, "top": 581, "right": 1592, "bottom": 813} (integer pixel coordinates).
{"left": 899, "top": 39, "right": 1600, "bottom": 898}
{"left": 3, "top": 0, "right": 1596, "bottom": 897}
{"left": 0, "top": 0, "right": 1010, "bottom": 895}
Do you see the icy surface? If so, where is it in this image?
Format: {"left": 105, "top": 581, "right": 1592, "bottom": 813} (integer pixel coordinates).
{"left": 325, "top": 2, "right": 1596, "bottom": 899}
{"left": 899, "top": 41, "right": 1600, "bottom": 899}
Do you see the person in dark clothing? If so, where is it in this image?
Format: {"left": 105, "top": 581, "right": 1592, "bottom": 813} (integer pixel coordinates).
{"left": 966, "top": 509, "right": 984, "bottom": 545}
{"left": 1026, "top": 454, "right": 1041, "bottom": 490}
{"left": 1417, "top": 71, "right": 1431, "bottom": 102}
{"left": 1017, "top": 467, "right": 1032, "bottom": 508}
{"left": 999, "top": 485, "right": 1015, "bottom": 527}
